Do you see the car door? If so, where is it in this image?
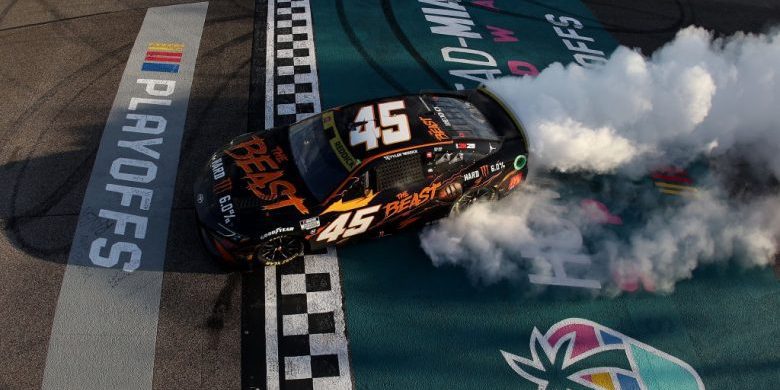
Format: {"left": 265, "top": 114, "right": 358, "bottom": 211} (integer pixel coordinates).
{"left": 368, "top": 149, "right": 444, "bottom": 233}
{"left": 309, "top": 164, "right": 382, "bottom": 246}
{"left": 311, "top": 148, "right": 437, "bottom": 245}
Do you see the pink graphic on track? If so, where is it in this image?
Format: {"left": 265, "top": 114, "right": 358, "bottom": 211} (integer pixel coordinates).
{"left": 547, "top": 323, "right": 600, "bottom": 358}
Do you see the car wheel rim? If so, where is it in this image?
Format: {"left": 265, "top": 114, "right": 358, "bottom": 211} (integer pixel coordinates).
{"left": 256, "top": 235, "right": 303, "bottom": 266}
{"left": 451, "top": 187, "right": 496, "bottom": 216}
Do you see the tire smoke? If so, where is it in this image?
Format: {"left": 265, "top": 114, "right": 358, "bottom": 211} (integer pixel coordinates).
{"left": 420, "top": 27, "right": 780, "bottom": 293}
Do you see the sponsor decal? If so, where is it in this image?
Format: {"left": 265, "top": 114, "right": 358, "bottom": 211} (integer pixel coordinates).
{"left": 384, "top": 149, "right": 418, "bottom": 160}
{"left": 501, "top": 318, "right": 704, "bottom": 390}
{"left": 435, "top": 151, "right": 463, "bottom": 165}
{"left": 420, "top": 116, "right": 449, "bottom": 141}
{"left": 323, "top": 111, "right": 360, "bottom": 170}
{"left": 321, "top": 190, "right": 378, "bottom": 215}
{"left": 213, "top": 177, "right": 232, "bottom": 195}
{"left": 218, "top": 194, "right": 236, "bottom": 224}
{"left": 210, "top": 157, "right": 233, "bottom": 195}
{"left": 226, "top": 136, "right": 309, "bottom": 214}
{"left": 384, "top": 182, "right": 442, "bottom": 219}
{"left": 260, "top": 226, "right": 294, "bottom": 240}
{"left": 456, "top": 142, "right": 475, "bottom": 149}
{"left": 507, "top": 172, "right": 522, "bottom": 190}
{"left": 142, "top": 42, "right": 184, "bottom": 73}
{"left": 490, "top": 160, "right": 505, "bottom": 173}
{"left": 433, "top": 106, "right": 451, "bottom": 126}
{"left": 437, "top": 182, "right": 462, "bottom": 202}
{"left": 479, "top": 164, "right": 489, "bottom": 177}
{"left": 211, "top": 157, "right": 226, "bottom": 180}
{"left": 330, "top": 137, "right": 359, "bottom": 170}
{"left": 463, "top": 170, "right": 480, "bottom": 181}
{"left": 299, "top": 216, "right": 320, "bottom": 230}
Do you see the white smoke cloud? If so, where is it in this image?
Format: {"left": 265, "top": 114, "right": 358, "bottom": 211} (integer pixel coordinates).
{"left": 617, "top": 190, "right": 779, "bottom": 292}
{"left": 485, "top": 27, "right": 780, "bottom": 175}
{"left": 421, "top": 186, "right": 591, "bottom": 285}
{"left": 420, "top": 27, "right": 780, "bottom": 293}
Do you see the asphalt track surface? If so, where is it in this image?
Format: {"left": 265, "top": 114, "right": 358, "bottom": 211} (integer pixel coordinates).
{"left": 1, "top": 0, "right": 779, "bottom": 389}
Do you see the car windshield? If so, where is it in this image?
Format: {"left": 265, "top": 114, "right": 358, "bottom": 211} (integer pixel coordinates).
{"left": 288, "top": 114, "right": 349, "bottom": 201}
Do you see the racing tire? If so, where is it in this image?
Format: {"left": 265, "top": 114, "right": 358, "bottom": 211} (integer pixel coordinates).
{"left": 254, "top": 235, "right": 305, "bottom": 266}
{"left": 449, "top": 186, "right": 498, "bottom": 216}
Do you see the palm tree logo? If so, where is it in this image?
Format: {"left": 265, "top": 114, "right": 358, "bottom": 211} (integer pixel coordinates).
{"left": 501, "top": 319, "right": 705, "bottom": 390}
{"left": 502, "top": 328, "right": 631, "bottom": 390}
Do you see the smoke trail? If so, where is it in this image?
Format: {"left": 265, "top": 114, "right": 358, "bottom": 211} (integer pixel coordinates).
{"left": 420, "top": 27, "right": 780, "bottom": 293}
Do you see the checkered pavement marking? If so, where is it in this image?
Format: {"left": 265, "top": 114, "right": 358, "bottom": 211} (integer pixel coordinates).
{"left": 262, "top": 1, "right": 351, "bottom": 388}
{"left": 276, "top": 249, "right": 351, "bottom": 389}
{"left": 272, "top": 0, "right": 320, "bottom": 125}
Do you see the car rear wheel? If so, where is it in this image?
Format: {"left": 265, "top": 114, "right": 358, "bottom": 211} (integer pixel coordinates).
{"left": 254, "top": 235, "right": 304, "bottom": 266}
{"left": 449, "top": 186, "right": 498, "bottom": 216}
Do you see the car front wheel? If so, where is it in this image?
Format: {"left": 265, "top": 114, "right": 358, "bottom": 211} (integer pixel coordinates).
{"left": 254, "top": 235, "right": 304, "bottom": 266}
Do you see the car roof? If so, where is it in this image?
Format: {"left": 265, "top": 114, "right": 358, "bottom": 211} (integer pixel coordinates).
{"left": 327, "top": 93, "right": 501, "bottom": 163}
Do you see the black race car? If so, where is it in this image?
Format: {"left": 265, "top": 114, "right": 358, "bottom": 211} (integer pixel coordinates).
{"left": 194, "top": 86, "right": 529, "bottom": 268}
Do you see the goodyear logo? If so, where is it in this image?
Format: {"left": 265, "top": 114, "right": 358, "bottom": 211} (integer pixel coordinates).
{"left": 323, "top": 111, "right": 359, "bottom": 170}
{"left": 142, "top": 42, "right": 184, "bottom": 73}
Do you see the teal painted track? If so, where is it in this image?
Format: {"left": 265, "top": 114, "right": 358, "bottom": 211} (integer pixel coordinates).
{"left": 309, "top": 1, "right": 780, "bottom": 389}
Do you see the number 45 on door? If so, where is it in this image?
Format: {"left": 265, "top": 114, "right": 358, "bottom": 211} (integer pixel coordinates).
{"left": 317, "top": 205, "right": 382, "bottom": 243}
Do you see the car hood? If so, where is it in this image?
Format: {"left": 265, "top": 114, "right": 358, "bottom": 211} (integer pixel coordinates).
{"left": 194, "top": 127, "right": 316, "bottom": 237}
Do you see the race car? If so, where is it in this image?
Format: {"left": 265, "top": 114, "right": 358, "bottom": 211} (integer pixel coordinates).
{"left": 194, "top": 86, "right": 530, "bottom": 268}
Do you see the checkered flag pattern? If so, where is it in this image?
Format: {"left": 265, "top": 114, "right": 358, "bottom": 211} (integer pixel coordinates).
{"left": 263, "top": 1, "right": 351, "bottom": 388}
{"left": 272, "top": 0, "right": 321, "bottom": 125}
{"left": 277, "top": 249, "right": 351, "bottom": 389}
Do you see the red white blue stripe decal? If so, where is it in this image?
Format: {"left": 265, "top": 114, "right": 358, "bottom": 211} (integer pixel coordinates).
{"left": 141, "top": 42, "right": 184, "bottom": 73}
